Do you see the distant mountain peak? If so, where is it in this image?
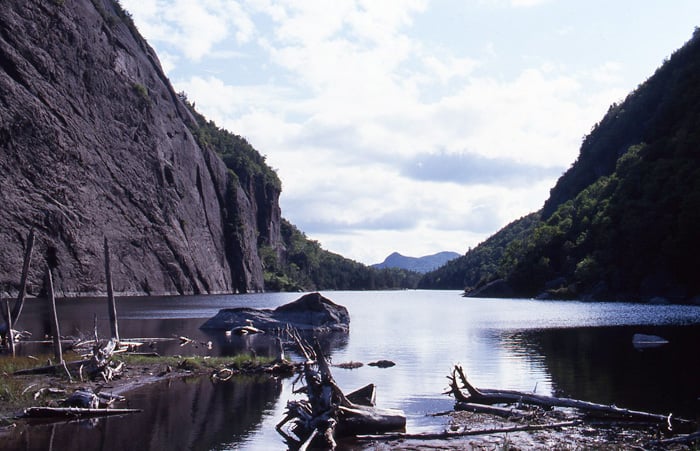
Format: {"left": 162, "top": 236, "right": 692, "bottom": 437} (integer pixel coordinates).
{"left": 372, "top": 251, "right": 461, "bottom": 274}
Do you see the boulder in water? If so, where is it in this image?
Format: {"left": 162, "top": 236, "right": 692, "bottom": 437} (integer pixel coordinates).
{"left": 201, "top": 292, "right": 350, "bottom": 333}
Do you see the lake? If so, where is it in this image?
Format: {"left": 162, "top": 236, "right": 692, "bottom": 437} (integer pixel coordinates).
{"left": 4, "top": 290, "right": 700, "bottom": 450}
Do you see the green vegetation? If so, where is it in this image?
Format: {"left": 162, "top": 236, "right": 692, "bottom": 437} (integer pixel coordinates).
{"left": 132, "top": 82, "right": 149, "bottom": 101}
{"left": 419, "top": 213, "right": 540, "bottom": 290}
{"left": 0, "top": 354, "right": 77, "bottom": 418}
{"left": 182, "top": 94, "right": 281, "bottom": 192}
{"left": 117, "top": 353, "right": 275, "bottom": 371}
{"left": 266, "top": 219, "right": 421, "bottom": 291}
{"left": 420, "top": 29, "right": 700, "bottom": 302}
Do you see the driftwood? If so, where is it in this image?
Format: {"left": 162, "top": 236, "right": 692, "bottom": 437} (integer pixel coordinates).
{"left": 104, "top": 237, "right": 120, "bottom": 342}
{"left": 448, "top": 365, "right": 694, "bottom": 432}
{"left": 13, "top": 338, "right": 122, "bottom": 382}
{"left": 3, "top": 297, "right": 14, "bottom": 356}
{"left": 13, "top": 360, "right": 90, "bottom": 376}
{"left": 276, "top": 332, "right": 405, "bottom": 449}
{"left": 46, "top": 267, "right": 63, "bottom": 363}
{"left": 357, "top": 420, "right": 582, "bottom": 442}
{"left": 7, "top": 229, "right": 34, "bottom": 326}
{"left": 22, "top": 406, "right": 141, "bottom": 419}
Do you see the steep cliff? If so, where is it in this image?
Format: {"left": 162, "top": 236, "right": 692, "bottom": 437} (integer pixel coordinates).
{"left": 0, "top": 0, "right": 281, "bottom": 296}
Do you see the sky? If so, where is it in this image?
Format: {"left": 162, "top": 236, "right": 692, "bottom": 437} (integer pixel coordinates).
{"left": 119, "top": 0, "right": 700, "bottom": 265}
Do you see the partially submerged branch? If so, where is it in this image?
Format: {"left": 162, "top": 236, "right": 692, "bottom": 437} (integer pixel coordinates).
{"left": 277, "top": 331, "right": 405, "bottom": 449}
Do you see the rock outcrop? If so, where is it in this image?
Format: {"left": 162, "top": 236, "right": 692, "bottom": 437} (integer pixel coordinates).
{"left": 0, "top": 0, "right": 281, "bottom": 295}
{"left": 201, "top": 292, "right": 351, "bottom": 333}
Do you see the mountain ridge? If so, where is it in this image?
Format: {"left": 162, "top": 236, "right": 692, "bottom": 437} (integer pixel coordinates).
{"left": 373, "top": 251, "right": 460, "bottom": 274}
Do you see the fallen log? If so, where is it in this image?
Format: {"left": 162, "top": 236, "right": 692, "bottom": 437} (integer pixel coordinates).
{"left": 21, "top": 406, "right": 141, "bottom": 419}
{"left": 13, "top": 359, "right": 91, "bottom": 375}
{"left": 357, "top": 420, "right": 581, "bottom": 442}
{"left": 448, "top": 365, "right": 694, "bottom": 432}
{"left": 454, "top": 401, "right": 534, "bottom": 420}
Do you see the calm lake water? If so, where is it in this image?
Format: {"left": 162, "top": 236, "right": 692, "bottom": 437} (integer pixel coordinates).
{"left": 4, "top": 290, "right": 700, "bottom": 450}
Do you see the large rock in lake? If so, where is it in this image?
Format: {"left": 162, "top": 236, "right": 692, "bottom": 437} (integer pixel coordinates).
{"left": 201, "top": 293, "right": 350, "bottom": 333}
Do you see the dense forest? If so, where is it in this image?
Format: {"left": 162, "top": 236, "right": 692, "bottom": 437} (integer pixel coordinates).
{"left": 262, "top": 219, "right": 421, "bottom": 291}
{"left": 420, "top": 29, "right": 700, "bottom": 303}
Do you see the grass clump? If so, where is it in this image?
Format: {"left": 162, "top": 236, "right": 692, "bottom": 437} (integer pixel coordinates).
{"left": 117, "top": 354, "right": 275, "bottom": 372}
{"left": 0, "top": 354, "right": 68, "bottom": 418}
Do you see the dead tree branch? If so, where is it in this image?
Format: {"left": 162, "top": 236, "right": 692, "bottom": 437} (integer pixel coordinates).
{"left": 447, "top": 365, "right": 694, "bottom": 432}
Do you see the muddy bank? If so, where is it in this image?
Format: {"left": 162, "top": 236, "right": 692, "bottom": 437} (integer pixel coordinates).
{"left": 358, "top": 411, "right": 682, "bottom": 450}
{"left": 0, "top": 354, "right": 294, "bottom": 422}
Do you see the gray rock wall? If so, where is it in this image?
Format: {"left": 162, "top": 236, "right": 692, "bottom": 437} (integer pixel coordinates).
{"left": 0, "top": 0, "right": 281, "bottom": 296}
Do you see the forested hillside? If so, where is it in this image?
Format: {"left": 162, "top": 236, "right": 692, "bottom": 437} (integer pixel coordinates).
{"left": 418, "top": 214, "right": 539, "bottom": 290}
{"left": 421, "top": 28, "right": 700, "bottom": 303}
{"left": 262, "top": 220, "right": 421, "bottom": 291}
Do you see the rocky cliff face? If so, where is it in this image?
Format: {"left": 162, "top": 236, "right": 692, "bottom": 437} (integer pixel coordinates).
{"left": 0, "top": 0, "right": 281, "bottom": 296}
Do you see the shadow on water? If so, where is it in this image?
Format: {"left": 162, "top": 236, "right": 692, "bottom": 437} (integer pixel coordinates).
{"left": 3, "top": 298, "right": 352, "bottom": 451}
{"left": 3, "top": 375, "right": 283, "bottom": 451}
{"left": 501, "top": 324, "right": 700, "bottom": 419}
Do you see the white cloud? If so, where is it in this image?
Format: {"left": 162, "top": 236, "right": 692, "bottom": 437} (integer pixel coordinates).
{"left": 120, "top": 0, "right": 255, "bottom": 61}
{"left": 119, "top": 0, "right": 691, "bottom": 264}
{"left": 510, "top": 0, "right": 550, "bottom": 6}
{"left": 591, "top": 61, "right": 624, "bottom": 85}
{"left": 479, "top": 0, "right": 551, "bottom": 7}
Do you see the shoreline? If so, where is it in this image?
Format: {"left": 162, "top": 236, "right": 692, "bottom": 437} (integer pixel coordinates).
{"left": 0, "top": 353, "right": 294, "bottom": 423}
{"left": 2, "top": 354, "right": 698, "bottom": 450}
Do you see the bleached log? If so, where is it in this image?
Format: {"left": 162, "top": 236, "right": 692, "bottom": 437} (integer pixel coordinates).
{"left": 104, "top": 237, "right": 120, "bottom": 342}
{"left": 46, "top": 267, "right": 63, "bottom": 363}
{"left": 10, "top": 229, "right": 34, "bottom": 324}
{"left": 336, "top": 405, "right": 407, "bottom": 436}
{"left": 448, "top": 365, "right": 693, "bottom": 430}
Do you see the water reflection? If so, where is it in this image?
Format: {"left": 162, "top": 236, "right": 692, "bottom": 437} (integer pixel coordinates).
{"left": 3, "top": 375, "right": 283, "bottom": 451}
{"left": 5, "top": 292, "right": 700, "bottom": 450}
{"left": 200, "top": 329, "right": 349, "bottom": 361}
{"left": 500, "top": 325, "right": 700, "bottom": 418}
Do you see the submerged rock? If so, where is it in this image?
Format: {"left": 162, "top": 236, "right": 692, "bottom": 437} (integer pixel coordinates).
{"left": 201, "top": 292, "right": 350, "bottom": 333}
{"left": 368, "top": 360, "right": 396, "bottom": 368}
